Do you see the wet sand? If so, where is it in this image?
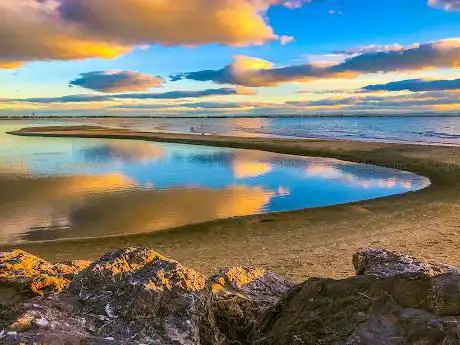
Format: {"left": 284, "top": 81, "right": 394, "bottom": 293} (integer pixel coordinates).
{"left": 2, "top": 125, "right": 460, "bottom": 282}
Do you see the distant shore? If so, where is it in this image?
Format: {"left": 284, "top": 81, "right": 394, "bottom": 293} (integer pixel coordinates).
{"left": 3, "top": 125, "right": 460, "bottom": 282}
{"left": 1, "top": 113, "right": 460, "bottom": 120}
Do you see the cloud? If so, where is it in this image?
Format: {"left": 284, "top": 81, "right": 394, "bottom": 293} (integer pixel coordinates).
{"left": 1, "top": 88, "right": 245, "bottom": 104}
{"left": 171, "top": 55, "right": 351, "bottom": 87}
{"left": 363, "top": 78, "right": 460, "bottom": 92}
{"left": 113, "top": 88, "right": 243, "bottom": 100}
{"left": 182, "top": 102, "right": 259, "bottom": 109}
{"left": 0, "top": 0, "right": 129, "bottom": 69}
{"left": 333, "top": 44, "right": 406, "bottom": 55}
{"left": 10, "top": 94, "right": 113, "bottom": 104}
{"left": 173, "top": 39, "right": 460, "bottom": 87}
{"left": 1, "top": 0, "right": 307, "bottom": 68}
{"left": 280, "top": 35, "right": 295, "bottom": 45}
{"left": 58, "top": 0, "right": 281, "bottom": 46}
{"left": 287, "top": 91, "right": 460, "bottom": 108}
{"left": 69, "top": 71, "right": 164, "bottom": 93}
{"left": 331, "top": 39, "right": 460, "bottom": 73}
{"left": 112, "top": 101, "right": 262, "bottom": 110}
{"left": 428, "top": 0, "right": 460, "bottom": 11}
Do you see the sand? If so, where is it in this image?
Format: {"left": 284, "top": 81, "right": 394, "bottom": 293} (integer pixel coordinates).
{"left": 2, "top": 125, "right": 460, "bottom": 282}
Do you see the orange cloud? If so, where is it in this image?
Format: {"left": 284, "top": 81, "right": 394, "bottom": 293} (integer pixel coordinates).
{"left": 0, "top": 0, "right": 295, "bottom": 68}
{"left": 0, "top": 0, "right": 129, "bottom": 68}
{"left": 58, "top": 0, "right": 278, "bottom": 46}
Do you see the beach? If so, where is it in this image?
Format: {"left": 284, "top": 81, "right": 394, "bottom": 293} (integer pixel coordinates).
{"left": 2, "top": 125, "right": 460, "bottom": 283}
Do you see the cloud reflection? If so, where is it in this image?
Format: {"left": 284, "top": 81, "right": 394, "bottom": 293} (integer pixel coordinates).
{"left": 83, "top": 141, "right": 165, "bottom": 163}
{"left": 233, "top": 160, "right": 273, "bottom": 178}
{"left": 0, "top": 173, "right": 134, "bottom": 242}
{"left": 17, "top": 185, "right": 274, "bottom": 242}
{"left": 305, "top": 162, "right": 427, "bottom": 190}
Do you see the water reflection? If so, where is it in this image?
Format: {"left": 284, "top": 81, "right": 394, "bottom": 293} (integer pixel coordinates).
{"left": 83, "top": 142, "right": 165, "bottom": 163}
{"left": 0, "top": 173, "right": 133, "bottom": 242}
{"left": 19, "top": 186, "right": 273, "bottom": 242}
{"left": 233, "top": 160, "right": 272, "bottom": 179}
{"left": 0, "top": 122, "right": 430, "bottom": 243}
{"left": 305, "top": 163, "right": 416, "bottom": 189}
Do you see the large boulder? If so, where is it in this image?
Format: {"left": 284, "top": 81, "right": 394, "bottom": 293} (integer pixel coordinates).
{"left": 0, "top": 250, "right": 90, "bottom": 302}
{"left": 201, "top": 267, "right": 294, "bottom": 344}
{"left": 69, "top": 247, "right": 207, "bottom": 345}
{"left": 252, "top": 248, "right": 460, "bottom": 345}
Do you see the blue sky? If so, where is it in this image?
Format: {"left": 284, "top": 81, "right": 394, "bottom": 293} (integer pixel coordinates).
{"left": 0, "top": 0, "right": 459, "bottom": 116}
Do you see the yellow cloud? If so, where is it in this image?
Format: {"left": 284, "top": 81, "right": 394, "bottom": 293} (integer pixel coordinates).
{"left": 0, "top": 0, "right": 285, "bottom": 67}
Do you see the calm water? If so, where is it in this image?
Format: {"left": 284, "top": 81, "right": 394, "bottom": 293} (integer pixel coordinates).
{"left": 0, "top": 120, "right": 430, "bottom": 244}
{"left": 82, "top": 116, "right": 460, "bottom": 146}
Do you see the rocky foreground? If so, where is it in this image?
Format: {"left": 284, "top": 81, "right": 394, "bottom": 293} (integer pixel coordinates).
{"left": 2, "top": 248, "right": 460, "bottom": 344}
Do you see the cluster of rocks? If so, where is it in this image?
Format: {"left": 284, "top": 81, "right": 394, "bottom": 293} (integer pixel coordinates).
{"left": 2, "top": 247, "right": 460, "bottom": 344}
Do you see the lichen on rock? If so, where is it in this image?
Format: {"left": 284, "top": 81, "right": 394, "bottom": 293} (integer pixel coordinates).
{"left": 0, "top": 249, "right": 90, "bottom": 300}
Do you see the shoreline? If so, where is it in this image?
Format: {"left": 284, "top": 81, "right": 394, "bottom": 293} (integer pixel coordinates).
{"left": 3, "top": 117, "right": 460, "bottom": 147}
{"left": 2, "top": 125, "right": 460, "bottom": 282}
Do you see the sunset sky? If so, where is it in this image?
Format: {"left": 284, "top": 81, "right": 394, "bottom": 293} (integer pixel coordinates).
{"left": 0, "top": 0, "right": 459, "bottom": 116}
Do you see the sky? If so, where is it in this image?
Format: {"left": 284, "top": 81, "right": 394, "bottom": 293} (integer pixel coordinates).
{"left": 0, "top": 0, "right": 459, "bottom": 117}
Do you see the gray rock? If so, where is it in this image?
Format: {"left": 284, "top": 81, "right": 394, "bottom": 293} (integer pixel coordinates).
{"left": 4, "top": 247, "right": 460, "bottom": 345}
{"left": 352, "top": 248, "right": 460, "bottom": 279}
{"left": 69, "top": 247, "right": 207, "bottom": 345}
{"left": 252, "top": 249, "right": 460, "bottom": 345}
{"left": 431, "top": 273, "right": 460, "bottom": 316}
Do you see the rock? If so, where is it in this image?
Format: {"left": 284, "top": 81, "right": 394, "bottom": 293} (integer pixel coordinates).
{"left": 345, "top": 308, "right": 448, "bottom": 345}
{"left": 253, "top": 249, "right": 460, "bottom": 345}
{"left": 4, "top": 246, "right": 460, "bottom": 345}
{"left": 252, "top": 275, "right": 391, "bottom": 344}
{"left": 431, "top": 273, "right": 460, "bottom": 316}
{"left": 0, "top": 295, "right": 110, "bottom": 345}
{"left": 69, "top": 247, "right": 207, "bottom": 345}
{"left": 353, "top": 248, "right": 460, "bottom": 278}
{"left": 0, "top": 250, "right": 91, "bottom": 301}
{"left": 345, "top": 313, "right": 402, "bottom": 345}
{"left": 209, "top": 267, "right": 294, "bottom": 304}
{"left": 201, "top": 267, "right": 294, "bottom": 344}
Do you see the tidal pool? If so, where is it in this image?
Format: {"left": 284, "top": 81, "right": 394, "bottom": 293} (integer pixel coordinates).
{"left": 0, "top": 122, "right": 430, "bottom": 244}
